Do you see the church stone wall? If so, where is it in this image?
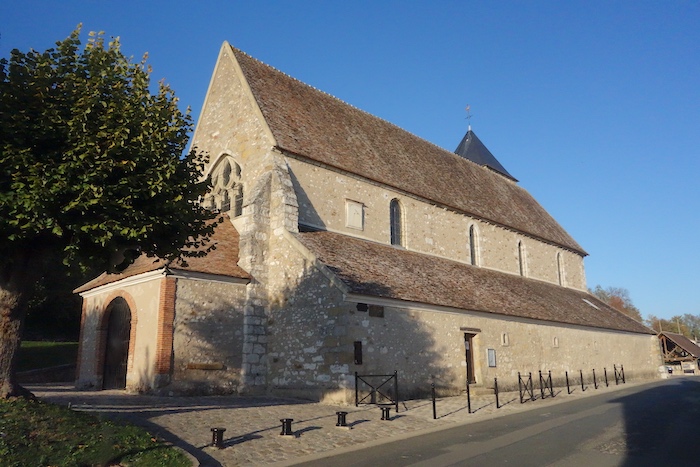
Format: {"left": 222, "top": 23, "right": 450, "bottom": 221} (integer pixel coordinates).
{"left": 260, "top": 230, "right": 656, "bottom": 403}
{"left": 168, "top": 278, "right": 248, "bottom": 394}
{"left": 265, "top": 232, "right": 357, "bottom": 403}
{"left": 287, "top": 157, "right": 586, "bottom": 290}
{"left": 190, "top": 46, "right": 293, "bottom": 392}
{"left": 330, "top": 302, "right": 660, "bottom": 397}
{"left": 191, "top": 45, "right": 276, "bottom": 187}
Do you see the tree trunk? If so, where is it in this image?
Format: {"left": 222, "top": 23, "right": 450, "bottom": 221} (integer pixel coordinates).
{"left": 0, "top": 250, "right": 36, "bottom": 399}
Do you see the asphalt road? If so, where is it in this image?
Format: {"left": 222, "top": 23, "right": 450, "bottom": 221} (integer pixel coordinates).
{"left": 300, "top": 376, "right": 700, "bottom": 467}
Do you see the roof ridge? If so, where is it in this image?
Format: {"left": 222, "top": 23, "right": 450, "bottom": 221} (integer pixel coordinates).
{"left": 228, "top": 43, "right": 585, "bottom": 254}
{"left": 229, "top": 45, "right": 484, "bottom": 169}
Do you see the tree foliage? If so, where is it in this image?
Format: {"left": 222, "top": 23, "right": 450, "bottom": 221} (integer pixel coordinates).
{"left": 590, "top": 285, "right": 643, "bottom": 322}
{"left": 0, "top": 27, "right": 217, "bottom": 397}
{"left": 0, "top": 27, "right": 216, "bottom": 269}
{"left": 646, "top": 314, "right": 700, "bottom": 339}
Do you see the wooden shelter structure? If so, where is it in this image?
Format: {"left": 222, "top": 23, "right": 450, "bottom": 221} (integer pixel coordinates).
{"left": 658, "top": 332, "right": 700, "bottom": 373}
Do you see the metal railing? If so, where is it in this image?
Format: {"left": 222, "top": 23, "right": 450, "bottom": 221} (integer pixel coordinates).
{"left": 355, "top": 370, "right": 399, "bottom": 412}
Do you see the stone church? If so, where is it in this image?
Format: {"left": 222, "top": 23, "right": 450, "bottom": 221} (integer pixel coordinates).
{"left": 75, "top": 42, "right": 661, "bottom": 401}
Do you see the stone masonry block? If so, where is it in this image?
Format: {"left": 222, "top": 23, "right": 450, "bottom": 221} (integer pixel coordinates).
{"left": 243, "top": 316, "right": 262, "bottom": 326}
{"left": 330, "top": 364, "right": 349, "bottom": 374}
{"left": 244, "top": 354, "right": 260, "bottom": 364}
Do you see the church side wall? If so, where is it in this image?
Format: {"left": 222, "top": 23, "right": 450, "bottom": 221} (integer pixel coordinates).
{"left": 264, "top": 232, "right": 658, "bottom": 403}
{"left": 287, "top": 157, "right": 586, "bottom": 290}
{"left": 353, "top": 306, "right": 660, "bottom": 395}
{"left": 168, "top": 278, "right": 248, "bottom": 394}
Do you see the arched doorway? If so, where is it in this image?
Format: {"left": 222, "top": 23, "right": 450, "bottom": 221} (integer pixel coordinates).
{"left": 102, "top": 297, "right": 131, "bottom": 389}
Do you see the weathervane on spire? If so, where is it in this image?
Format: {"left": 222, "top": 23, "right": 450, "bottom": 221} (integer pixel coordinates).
{"left": 465, "top": 105, "right": 473, "bottom": 131}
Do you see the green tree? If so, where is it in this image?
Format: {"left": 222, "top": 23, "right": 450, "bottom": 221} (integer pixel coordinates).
{"left": 682, "top": 314, "right": 700, "bottom": 340}
{"left": 647, "top": 314, "right": 700, "bottom": 339}
{"left": 0, "top": 27, "right": 217, "bottom": 398}
{"left": 590, "top": 285, "right": 643, "bottom": 322}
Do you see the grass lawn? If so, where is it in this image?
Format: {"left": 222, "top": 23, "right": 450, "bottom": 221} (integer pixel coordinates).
{"left": 17, "top": 341, "right": 79, "bottom": 372}
{"left": 0, "top": 397, "right": 191, "bottom": 467}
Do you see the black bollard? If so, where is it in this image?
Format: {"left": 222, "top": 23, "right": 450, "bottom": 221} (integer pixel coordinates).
{"left": 621, "top": 365, "right": 626, "bottom": 383}
{"left": 495, "top": 378, "right": 500, "bottom": 409}
{"left": 593, "top": 369, "right": 598, "bottom": 389}
{"left": 380, "top": 406, "right": 392, "bottom": 420}
{"left": 280, "top": 418, "right": 294, "bottom": 436}
{"left": 336, "top": 411, "right": 348, "bottom": 427}
{"left": 604, "top": 368, "right": 609, "bottom": 387}
{"left": 566, "top": 371, "right": 571, "bottom": 394}
{"left": 580, "top": 369, "right": 585, "bottom": 392}
{"left": 431, "top": 383, "right": 437, "bottom": 420}
{"left": 211, "top": 427, "right": 226, "bottom": 448}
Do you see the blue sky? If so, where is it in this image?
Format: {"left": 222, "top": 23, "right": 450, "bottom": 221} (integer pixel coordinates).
{"left": 2, "top": 1, "right": 699, "bottom": 320}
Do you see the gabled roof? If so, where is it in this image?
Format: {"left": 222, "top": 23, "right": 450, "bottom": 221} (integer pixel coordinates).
{"left": 455, "top": 129, "right": 517, "bottom": 182}
{"left": 74, "top": 218, "right": 250, "bottom": 293}
{"left": 296, "top": 230, "right": 652, "bottom": 335}
{"left": 659, "top": 332, "right": 700, "bottom": 359}
{"left": 229, "top": 45, "right": 586, "bottom": 255}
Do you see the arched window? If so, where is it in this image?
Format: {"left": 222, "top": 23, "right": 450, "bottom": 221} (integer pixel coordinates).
{"left": 204, "top": 155, "right": 243, "bottom": 216}
{"left": 469, "top": 224, "right": 479, "bottom": 266}
{"left": 390, "top": 199, "right": 404, "bottom": 246}
{"left": 518, "top": 240, "right": 526, "bottom": 277}
{"left": 556, "top": 252, "right": 564, "bottom": 286}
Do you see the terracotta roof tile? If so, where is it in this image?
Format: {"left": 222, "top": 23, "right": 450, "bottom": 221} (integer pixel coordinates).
{"left": 232, "top": 46, "right": 585, "bottom": 254}
{"left": 296, "top": 230, "right": 652, "bottom": 335}
{"left": 74, "top": 218, "right": 249, "bottom": 293}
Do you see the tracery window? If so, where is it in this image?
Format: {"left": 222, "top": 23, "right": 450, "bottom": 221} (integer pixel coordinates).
{"left": 390, "top": 198, "right": 404, "bottom": 246}
{"left": 204, "top": 155, "right": 243, "bottom": 217}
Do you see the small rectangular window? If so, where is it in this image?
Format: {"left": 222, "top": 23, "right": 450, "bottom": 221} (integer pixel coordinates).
{"left": 345, "top": 200, "right": 364, "bottom": 230}
{"left": 487, "top": 348, "right": 497, "bottom": 367}
{"left": 368, "top": 305, "right": 384, "bottom": 318}
{"left": 354, "top": 341, "right": 363, "bottom": 365}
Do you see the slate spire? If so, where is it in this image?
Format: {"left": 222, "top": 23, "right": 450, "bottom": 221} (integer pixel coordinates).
{"left": 455, "top": 130, "right": 517, "bottom": 182}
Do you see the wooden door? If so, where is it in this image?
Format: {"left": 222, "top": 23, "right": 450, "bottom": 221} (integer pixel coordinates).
{"left": 102, "top": 298, "right": 131, "bottom": 389}
{"left": 464, "top": 333, "right": 476, "bottom": 385}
